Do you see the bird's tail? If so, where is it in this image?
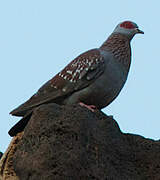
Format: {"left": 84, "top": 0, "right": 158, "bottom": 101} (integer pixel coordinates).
{"left": 8, "top": 111, "right": 32, "bottom": 137}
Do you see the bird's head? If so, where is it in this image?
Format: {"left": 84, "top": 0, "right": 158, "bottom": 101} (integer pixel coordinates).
{"left": 113, "top": 21, "right": 144, "bottom": 40}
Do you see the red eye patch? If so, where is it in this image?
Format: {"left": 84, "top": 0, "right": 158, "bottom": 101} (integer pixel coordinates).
{"left": 120, "top": 21, "right": 135, "bottom": 29}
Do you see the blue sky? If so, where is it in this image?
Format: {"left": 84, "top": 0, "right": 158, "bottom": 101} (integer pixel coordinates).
{"left": 1, "top": 0, "right": 160, "bottom": 152}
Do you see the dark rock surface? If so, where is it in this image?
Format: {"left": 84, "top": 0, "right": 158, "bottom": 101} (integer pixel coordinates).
{"left": 0, "top": 152, "right": 3, "bottom": 159}
{"left": 13, "top": 103, "right": 160, "bottom": 180}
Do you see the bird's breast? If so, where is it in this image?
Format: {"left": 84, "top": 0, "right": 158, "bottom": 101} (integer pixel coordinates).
{"left": 83, "top": 57, "right": 130, "bottom": 108}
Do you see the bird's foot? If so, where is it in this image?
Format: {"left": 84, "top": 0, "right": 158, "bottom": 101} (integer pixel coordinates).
{"left": 79, "top": 102, "right": 97, "bottom": 112}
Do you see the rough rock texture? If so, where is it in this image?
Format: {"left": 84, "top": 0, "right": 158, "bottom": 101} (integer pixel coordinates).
{"left": 0, "top": 132, "right": 23, "bottom": 180}
{"left": 5, "top": 104, "right": 160, "bottom": 179}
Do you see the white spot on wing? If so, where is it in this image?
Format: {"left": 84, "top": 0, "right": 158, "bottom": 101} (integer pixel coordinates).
{"left": 66, "top": 70, "right": 73, "bottom": 75}
{"left": 62, "top": 87, "right": 67, "bottom": 92}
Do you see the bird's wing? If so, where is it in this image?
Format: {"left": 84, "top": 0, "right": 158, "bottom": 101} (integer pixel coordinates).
{"left": 10, "top": 49, "right": 105, "bottom": 116}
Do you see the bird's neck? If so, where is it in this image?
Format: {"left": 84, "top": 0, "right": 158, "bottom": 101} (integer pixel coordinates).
{"left": 100, "top": 33, "right": 131, "bottom": 71}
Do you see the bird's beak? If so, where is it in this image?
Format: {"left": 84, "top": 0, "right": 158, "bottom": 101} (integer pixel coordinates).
{"left": 135, "top": 28, "right": 144, "bottom": 34}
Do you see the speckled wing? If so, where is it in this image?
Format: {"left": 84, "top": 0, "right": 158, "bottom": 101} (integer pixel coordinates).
{"left": 10, "top": 49, "right": 105, "bottom": 116}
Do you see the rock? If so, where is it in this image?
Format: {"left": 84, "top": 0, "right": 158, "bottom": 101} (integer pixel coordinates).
{"left": 4, "top": 103, "right": 160, "bottom": 179}
{"left": 0, "top": 133, "right": 23, "bottom": 180}
{"left": 0, "top": 152, "right": 2, "bottom": 159}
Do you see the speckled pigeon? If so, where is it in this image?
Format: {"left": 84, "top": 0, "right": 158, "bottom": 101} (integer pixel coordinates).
{"left": 9, "top": 21, "right": 144, "bottom": 136}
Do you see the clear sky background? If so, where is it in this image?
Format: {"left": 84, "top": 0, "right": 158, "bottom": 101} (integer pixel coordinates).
{"left": 1, "top": 0, "right": 160, "bottom": 152}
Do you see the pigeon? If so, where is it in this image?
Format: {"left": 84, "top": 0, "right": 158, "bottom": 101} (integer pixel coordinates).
{"left": 9, "top": 21, "right": 144, "bottom": 136}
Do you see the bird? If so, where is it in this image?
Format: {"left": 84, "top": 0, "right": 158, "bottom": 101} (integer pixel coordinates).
{"left": 9, "top": 21, "right": 144, "bottom": 137}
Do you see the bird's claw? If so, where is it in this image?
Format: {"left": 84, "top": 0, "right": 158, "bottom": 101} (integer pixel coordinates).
{"left": 79, "top": 102, "right": 97, "bottom": 112}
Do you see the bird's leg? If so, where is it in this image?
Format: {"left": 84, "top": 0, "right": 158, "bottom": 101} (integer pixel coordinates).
{"left": 79, "top": 102, "right": 97, "bottom": 112}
